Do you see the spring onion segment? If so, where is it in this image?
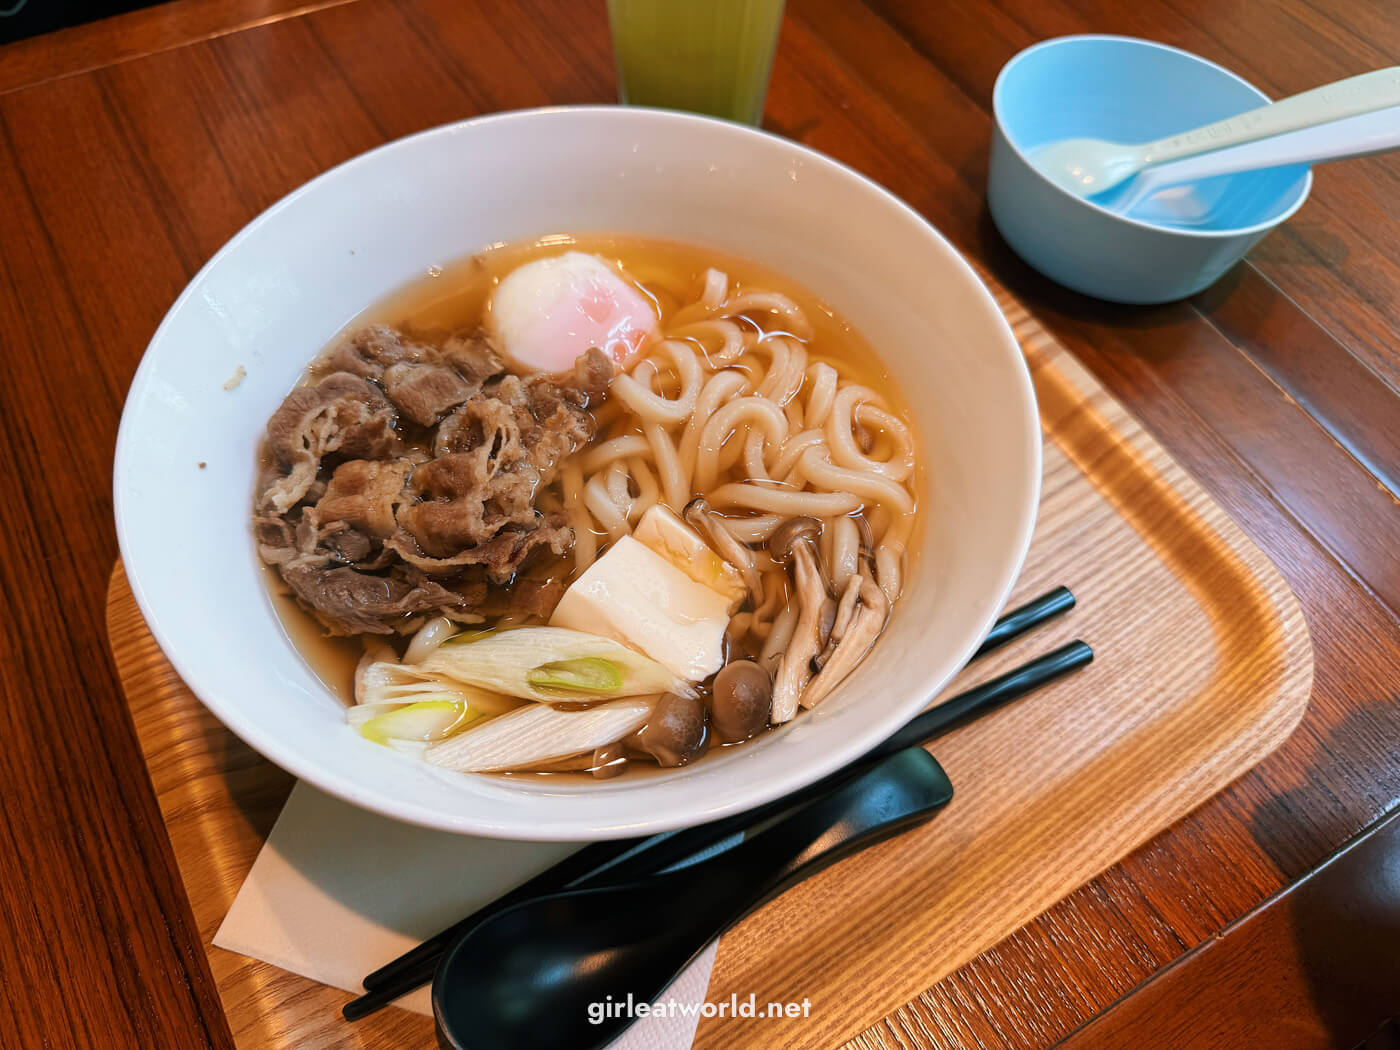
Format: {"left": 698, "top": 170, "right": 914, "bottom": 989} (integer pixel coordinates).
{"left": 525, "top": 657, "right": 624, "bottom": 694}
{"left": 403, "top": 616, "right": 459, "bottom": 665}
{"left": 356, "top": 660, "right": 521, "bottom": 713}
{"left": 417, "top": 626, "right": 693, "bottom": 702}
{"left": 423, "top": 697, "right": 654, "bottom": 773}
{"left": 355, "top": 700, "right": 482, "bottom": 744}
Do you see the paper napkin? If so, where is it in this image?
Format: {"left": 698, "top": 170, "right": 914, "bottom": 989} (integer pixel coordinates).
{"left": 215, "top": 782, "right": 719, "bottom": 1049}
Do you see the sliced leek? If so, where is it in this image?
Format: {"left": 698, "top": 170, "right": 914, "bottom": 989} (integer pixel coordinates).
{"left": 356, "top": 699, "right": 482, "bottom": 745}
{"left": 418, "top": 627, "right": 692, "bottom": 702}
{"left": 439, "top": 627, "right": 497, "bottom": 647}
{"left": 423, "top": 697, "right": 654, "bottom": 773}
{"left": 357, "top": 660, "right": 520, "bottom": 714}
{"left": 403, "top": 616, "right": 459, "bottom": 664}
{"left": 525, "top": 657, "right": 624, "bottom": 695}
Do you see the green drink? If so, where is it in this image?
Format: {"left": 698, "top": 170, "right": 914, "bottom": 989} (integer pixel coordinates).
{"left": 607, "top": 0, "right": 786, "bottom": 125}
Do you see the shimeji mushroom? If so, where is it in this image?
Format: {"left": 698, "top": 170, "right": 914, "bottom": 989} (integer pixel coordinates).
{"left": 800, "top": 564, "right": 890, "bottom": 710}
{"left": 767, "top": 517, "right": 830, "bottom": 723}
{"left": 635, "top": 691, "right": 708, "bottom": 766}
{"left": 590, "top": 739, "right": 628, "bottom": 779}
{"left": 711, "top": 660, "right": 773, "bottom": 742}
{"left": 683, "top": 497, "right": 765, "bottom": 603}
{"left": 813, "top": 572, "right": 863, "bottom": 672}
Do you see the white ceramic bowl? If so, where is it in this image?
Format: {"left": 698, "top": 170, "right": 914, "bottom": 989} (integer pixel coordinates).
{"left": 114, "top": 106, "right": 1040, "bottom": 839}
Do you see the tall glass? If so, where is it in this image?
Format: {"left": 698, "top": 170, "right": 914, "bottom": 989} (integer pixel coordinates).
{"left": 607, "top": 0, "right": 786, "bottom": 125}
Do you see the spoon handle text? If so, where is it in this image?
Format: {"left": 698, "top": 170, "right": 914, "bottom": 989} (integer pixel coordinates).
{"left": 1144, "top": 66, "right": 1400, "bottom": 165}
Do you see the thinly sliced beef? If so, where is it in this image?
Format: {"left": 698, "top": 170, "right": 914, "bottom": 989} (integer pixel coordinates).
{"left": 386, "top": 521, "right": 573, "bottom": 584}
{"left": 382, "top": 361, "right": 477, "bottom": 426}
{"left": 281, "top": 563, "right": 464, "bottom": 636}
{"left": 398, "top": 353, "right": 611, "bottom": 570}
{"left": 483, "top": 576, "right": 568, "bottom": 620}
{"left": 396, "top": 491, "right": 534, "bottom": 556}
{"left": 527, "top": 405, "right": 594, "bottom": 481}
{"left": 322, "top": 527, "right": 374, "bottom": 564}
{"left": 441, "top": 330, "right": 505, "bottom": 386}
{"left": 411, "top": 451, "right": 520, "bottom": 500}
{"left": 311, "top": 325, "right": 430, "bottom": 381}
{"left": 396, "top": 452, "right": 539, "bottom": 555}
{"left": 311, "top": 458, "right": 412, "bottom": 538}
{"left": 533, "top": 346, "right": 613, "bottom": 406}
{"left": 335, "top": 418, "right": 398, "bottom": 463}
{"left": 510, "top": 348, "right": 611, "bottom": 480}
{"left": 432, "top": 574, "right": 564, "bottom": 622}
{"left": 256, "top": 326, "right": 614, "bottom": 634}
{"left": 253, "top": 515, "right": 301, "bottom": 566}
{"left": 260, "top": 373, "right": 396, "bottom": 514}
{"left": 434, "top": 393, "right": 529, "bottom": 463}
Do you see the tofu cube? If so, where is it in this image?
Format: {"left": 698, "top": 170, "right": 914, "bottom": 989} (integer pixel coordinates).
{"left": 550, "top": 535, "right": 731, "bottom": 682}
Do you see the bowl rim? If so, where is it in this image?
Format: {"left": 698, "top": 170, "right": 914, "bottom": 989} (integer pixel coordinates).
{"left": 114, "top": 105, "right": 1042, "bottom": 838}
{"left": 992, "top": 33, "right": 1314, "bottom": 239}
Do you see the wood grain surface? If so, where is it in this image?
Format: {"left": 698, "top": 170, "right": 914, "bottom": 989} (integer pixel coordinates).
{"left": 0, "top": 0, "right": 355, "bottom": 94}
{"left": 3, "top": 1, "right": 1398, "bottom": 1048}
{"left": 103, "top": 309, "right": 1313, "bottom": 1049}
{"left": 105, "top": 575, "right": 416, "bottom": 1049}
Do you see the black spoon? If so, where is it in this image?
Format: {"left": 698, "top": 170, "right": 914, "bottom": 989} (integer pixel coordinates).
{"left": 433, "top": 747, "right": 955, "bottom": 1050}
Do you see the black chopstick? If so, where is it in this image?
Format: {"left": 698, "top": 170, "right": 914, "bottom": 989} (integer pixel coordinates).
{"left": 973, "top": 585, "right": 1074, "bottom": 658}
{"left": 345, "top": 586, "right": 1079, "bottom": 1020}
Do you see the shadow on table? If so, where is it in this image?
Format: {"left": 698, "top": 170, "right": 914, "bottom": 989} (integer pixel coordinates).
{"left": 1241, "top": 697, "right": 1400, "bottom": 1048}
{"left": 971, "top": 197, "right": 1254, "bottom": 334}
{"left": 1, "top": 0, "right": 174, "bottom": 46}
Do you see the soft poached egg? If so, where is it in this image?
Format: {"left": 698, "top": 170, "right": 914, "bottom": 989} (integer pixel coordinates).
{"left": 486, "top": 251, "right": 659, "bottom": 373}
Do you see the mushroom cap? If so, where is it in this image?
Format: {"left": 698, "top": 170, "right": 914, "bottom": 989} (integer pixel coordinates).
{"left": 768, "top": 516, "right": 822, "bottom": 561}
{"left": 682, "top": 496, "right": 712, "bottom": 523}
{"left": 711, "top": 661, "right": 772, "bottom": 743}
{"left": 636, "top": 691, "right": 708, "bottom": 767}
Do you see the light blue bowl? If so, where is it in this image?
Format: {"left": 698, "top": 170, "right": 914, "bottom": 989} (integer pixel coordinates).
{"left": 988, "top": 35, "right": 1312, "bottom": 304}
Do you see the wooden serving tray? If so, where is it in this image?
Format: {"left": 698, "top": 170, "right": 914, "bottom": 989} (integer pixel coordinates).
{"left": 105, "top": 278, "right": 1313, "bottom": 1050}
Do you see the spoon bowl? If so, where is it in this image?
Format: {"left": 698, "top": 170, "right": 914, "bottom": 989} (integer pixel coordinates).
{"left": 433, "top": 747, "right": 954, "bottom": 1050}
{"left": 1031, "top": 137, "right": 1149, "bottom": 196}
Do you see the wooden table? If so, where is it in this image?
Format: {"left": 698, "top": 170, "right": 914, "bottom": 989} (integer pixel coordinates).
{"left": 2, "top": 2, "right": 1397, "bottom": 1047}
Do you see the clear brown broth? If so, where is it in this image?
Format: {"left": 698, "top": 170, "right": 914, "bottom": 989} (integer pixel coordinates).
{"left": 263, "top": 233, "right": 922, "bottom": 773}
